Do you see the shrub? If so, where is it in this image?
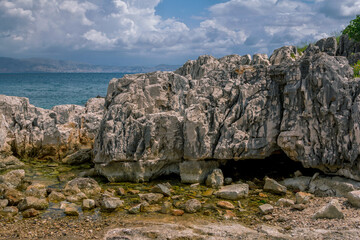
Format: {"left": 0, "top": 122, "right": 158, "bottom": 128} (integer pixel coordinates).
{"left": 342, "top": 15, "right": 360, "bottom": 42}
{"left": 354, "top": 60, "right": 360, "bottom": 78}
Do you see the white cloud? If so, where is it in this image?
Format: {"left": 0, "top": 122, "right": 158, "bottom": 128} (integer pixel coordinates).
{"left": 0, "top": 0, "right": 358, "bottom": 64}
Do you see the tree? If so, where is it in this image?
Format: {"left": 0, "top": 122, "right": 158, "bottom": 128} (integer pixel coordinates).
{"left": 343, "top": 15, "right": 360, "bottom": 41}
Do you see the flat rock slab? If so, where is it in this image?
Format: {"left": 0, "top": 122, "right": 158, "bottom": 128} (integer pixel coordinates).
{"left": 214, "top": 184, "right": 249, "bottom": 200}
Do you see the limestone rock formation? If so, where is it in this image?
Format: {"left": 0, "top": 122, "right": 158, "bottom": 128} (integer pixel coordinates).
{"left": 0, "top": 95, "right": 104, "bottom": 160}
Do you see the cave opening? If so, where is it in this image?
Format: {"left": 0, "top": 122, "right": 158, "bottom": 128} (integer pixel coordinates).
{"left": 219, "top": 150, "right": 318, "bottom": 182}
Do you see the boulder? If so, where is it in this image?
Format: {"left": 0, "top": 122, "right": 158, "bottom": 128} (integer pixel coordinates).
{"left": 151, "top": 183, "right": 171, "bottom": 196}
{"left": 263, "top": 177, "right": 287, "bottom": 195}
{"left": 347, "top": 190, "right": 360, "bottom": 207}
{"left": 269, "top": 46, "right": 299, "bottom": 65}
{"left": 295, "top": 192, "right": 312, "bottom": 204}
{"left": 1, "top": 206, "right": 18, "bottom": 217}
{"left": 139, "top": 193, "right": 163, "bottom": 204}
{"left": 312, "top": 199, "right": 344, "bottom": 219}
{"left": 205, "top": 168, "right": 224, "bottom": 188}
{"left": 25, "top": 183, "right": 47, "bottom": 198}
{"left": 100, "top": 197, "right": 124, "bottom": 212}
{"left": 17, "top": 196, "right": 48, "bottom": 211}
{"left": 184, "top": 199, "right": 201, "bottom": 213}
{"left": 64, "top": 205, "right": 80, "bottom": 216}
{"left": 61, "top": 149, "right": 92, "bottom": 165}
{"left": 66, "top": 192, "right": 87, "bottom": 203}
{"left": 0, "top": 155, "right": 24, "bottom": 171}
{"left": 0, "top": 199, "right": 8, "bottom": 208}
{"left": 63, "top": 178, "right": 101, "bottom": 198}
{"left": 48, "top": 191, "right": 66, "bottom": 202}
{"left": 276, "top": 198, "right": 294, "bottom": 207}
{"left": 315, "top": 37, "right": 337, "bottom": 56}
{"left": 180, "top": 161, "right": 219, "bottom": 184}
{"left": 0, "top": 169, "right": 25, "bottom": 189}
{"left": 214, "top": 184, "right": 249, "bottom": 200}
{"left": 4, "top": 188, "right": 24, "bottom": 205}
{"left": 82, "top": 198, "right": 95, "bottom": 210}
{"left": 22, "top": 208, "right": 40, "bottom": 218}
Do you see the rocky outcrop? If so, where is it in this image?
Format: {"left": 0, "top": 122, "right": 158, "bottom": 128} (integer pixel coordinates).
{"left": 92, "top": 34, "right": 360, "bottom": 183}
{"left": 0, "top": 96, "right": 104, "bottom": 160}
{"left": 337, "top": 35, "right": 360, "bottom": 65}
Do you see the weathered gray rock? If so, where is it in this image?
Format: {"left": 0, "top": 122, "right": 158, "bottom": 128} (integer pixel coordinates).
{"left": 180, "top": 161, "right": 219, "bottom": 184}
{"left": 263, "top": 177, "right": 287, "bottom": 195}
{"left": 1, "top": 206, "right": 18, "bottom": 217}
{"left": 82, "top": 198, "right": 95, "bottom": 210}
{"left": 252, "top": 54, "right": 270, "bottom": 65}
{"left": 48, "top": 191, "right": 66, "bottom": 202}
{"left": 66, "top": 192, "right": 87, "bottom": 203}
{"left": 315, "top": 37, "right": 337, "bottom": 56}
{"left": 184, "top": 199, "right": 201, "bottom": 213}
{"left": 151, "top": 183, "right": 171, "bottom": 196}
{"left": 281, "top": 176, "right": 311, "bottom": 192}
{"left": 270, "top": 46, "right": 299, "bottom": 65}
{"left": 64, "top": 205, "right": 80, "bottom": 216}
{"left": 17, "top": 196, "right": 48, "bottom": 211}
{"left": 161, "top": 201, "right": 172, "bottom": 214}
{"left": 347, "top": 190, "right": 360, "bottom": 207}
{"left": 0, "top": 95, "right": 104, "bottom": 160}
{"left": 100, "top": 197, "right": 124, "bottom": 212}
{"left": 276, "top": 198, "right": 294, "bottom": 207}
{"left": 0, "top": 154, "right": 24, "bottom": 171}
{"left": 4, "top": 188, "right": 24, "bottom": 205}
{"left": 308, "top": 176, "right": 360, "bottom": 197}
{"left": 337, "top": 34, "right": 360, "bottom": 65}
{"left": 61, "top": 149, "right": 92, "bottom": 165}
{"left": 214, "top": 184, "right": 249, "bottom": 200}
{"left": 312, "top": 199, "right": 344, "bottom": 219}
{"left": 295, "top": 192, "right": 312, "bottom": 204}
{"left": 259, "top": 204, "right": 274, "bottom": 214}
{"left": 0, "top": 169, "right": 25, "bottom": 189}
{"left": 205, "top": 168, "right": 224, "bottom": 188}
{"left": 63, "top": 178, "right": 101, "bottom": 198}
{"left": 138, "top": 193, "right": 163, "bottom": 204}
{"left": 25, "top": 183, "right": 47, "bottom": 198}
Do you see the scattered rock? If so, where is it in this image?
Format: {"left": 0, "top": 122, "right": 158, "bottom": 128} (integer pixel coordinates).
{"left": 276, "top": 198, "right": 295, "bottom": 207}
{"left": 0, "top": 199, "right": 8, "bottom": 208}
{"left": 281, "top": 177, "right": 311, "bottom": 192}
{"left": 25, "top": 183, "right": 47, "bottom": 198}
{"left": 64, "top": 205, "right": 80, "bottom": 216}
{"left": 142, "top": 204, "right": 162, "bottom": 213}
{"left": 151, "top": 183, "right": 171, "bottom": 196}
{"left": 17, "top": 196, "right": 48, "bottom": 211}
{"left": 214, "top": 184, "right": 249, "bottom": 200}
{"left": 258, "top": 225, "right": 290, "bottom": 239}
{"left": 263, "top": 177, "right": 287, "bottom": 195}
{"left": 292, "top": 204, "right": 306, "bottom": 211}
{"left": 0, "top": 155, "right": 24, "bottom": 171}
{"left": 347, "top": 190, "right": 360, "bottom": 207}
{"left": 4, "top": 188, "right": 24, "bottom": 205}
{"left": 223, "top": 210, "right": 237, "bottom": 220}
{"left": 184, "top": 199, "right": 201, "bottom": 213}
{"left": 312, "top": 199, "right": 344, "bottom": 219}
{"left": 161, "top": 201, "right": 172, "bottom": 214}
{"left": 128, "top": 204, "right": 142, "bottom": 214}
{"left": 82, "top": 199, "right": 95, "bottom": 210}
{"left": 100, "top": 197, "right": 124, "bottom": 212}
{"left": 171, "top": 209, "right": 184, "bottom": 216}
{"left": 190, "top": 183, "right": 200, "bottom": 188}
{"left": 1, "top": 206, "right": 18, "bottom": 217}
{"left": 66, "top": 192, "right": 87, "bottom": 203}
{"left": 63, "top": 178, "right": 101, "bottom": 198}
{"left": 295, "top": 192, "right": 312, "bottom": 204}
{"left": 116, "top": 187, "right": 126, "bottom": 196}
{"left": 138, "top": 193, "right": 163, "bottom": 204}
{"left": 216, "top": 201, "right": 235, "bottom": 210}
{"left": 22, "top": 208, "right": 40, "bottom": 218}
{"left": 0, "top": 169, "right": 25, "bottom": 189}
{"left": 259, "top": 204, "right": 274, "bottom": 214}
{"left": 58, "top": 172, "right": 76, "bottom": 182}
{"left": 269, "top": 45, "right": 299, "bottom": 65}
{"left": 224, "top": 178, "right": 233, "bottom": 185}
{"left": 128, "top": 189, "right": 140, "bottom": 195}
{"left": 48, "top": 191, "right": 66, "bottom": 202}
{"left": 205, "top": 168, "right": 224, "bottom": 188}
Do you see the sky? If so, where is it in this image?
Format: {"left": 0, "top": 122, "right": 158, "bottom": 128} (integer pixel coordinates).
{"left": 1, "top": 0, "right": 360, "bottom": 66}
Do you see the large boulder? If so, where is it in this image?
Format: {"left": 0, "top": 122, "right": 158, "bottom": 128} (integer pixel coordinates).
{"left": 0, "top": 96, "right": 104, "bottom": 160}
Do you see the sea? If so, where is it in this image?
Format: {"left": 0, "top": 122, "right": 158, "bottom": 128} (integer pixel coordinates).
{"left": 0, "top": 73, "right": 127, "bottom": 109}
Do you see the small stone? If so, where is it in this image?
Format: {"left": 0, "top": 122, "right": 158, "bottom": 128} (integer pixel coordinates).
{"left": 263, "top": 177, "right": 287, "bottom": 195}
{"left": 263, "top": 215, "right": 273, "bottom": 221}
{"left": 48, "top": 191, "right": 66, "bottom": 202}
{"left": 276, "top": 198, "right": 295, "bottom": 207}
{"left": 295, "top": 192, "right": 312, "bottom": 204}
{"left": 190, "top": 183, "right": 200, "bottom": 188}
{"left": 172, "top": 209, "right": 184, "bottom": 216}
{"left": 161, "top": 202, "right": 172, "bottom": 214}
{"left": 138, "top": 193, "right": 163, "bottom": 204}
{"left": 116, "top": 187, "right": 126, "bottom": 196}
{"left": 1, "top": 206, "right": 18, "bottom": 216}
{"left": 0, "top": 199, "right": 8, "bottom": 208}
{"left": 66, "top": 192, "right": 87, "bottom": 203}
{"left": 64, "top": 205, "right": 80, "bottom": 216}
{"left": 224, "top": 178, "right": 233, "bottom": 185}
{"left": 25, "top": 183, "right": 47, "bottom": 198}
{"left": 4, "top": 188, "right": 24, "bottom": 205}
{"left": 246, "top": 181, "right": 258, "bottom": 190}
{"left": 347, "top": 190, "right": 360, "bottom": 207}
{"left": 22, "top": 208, "right": 40, "bottom": 218}
{"left": 205, "top": 169, "right": 224, "bottom": 188}
{"left": 100, "top": 197, "right": 124, "bottom": 212}
{"left": 292, "top": 204, "right": 306, "bottom": 211}
{"left": 223, "top": 210, "right": 237, "bottom": 220}
{"left": 128, "top": 189, "right": 140, "bottom": 195}
{"left": 312, "top": 199, "right": 344, "bottom": 219}
{"left": 128, "top": 204, "right": 142, "bottom": 214}
{"left": 294, "top": 170, "right": 303, "bottom": 177}
{"left": 259, "top": 192, "right": 268, "bottom": 198}
{"left": 82, "top": 199, "right": 95, "bottom": 210}
{"left": 202, "top": 189, "right": 214, "bottom": 197}
{"left": 216, "top": 201, "right": 235, "bottom": 210}
{"left": 214, "top": 184, "right": 249, "bottom": 200}
{"left": 184, "top": 199, "right": 201, "bottom": 213}
{"left": 259, "top": 204, "right": 274, "bottom": 214}
{"left": 151, "top": 184, "right": 171, "bottom": 196}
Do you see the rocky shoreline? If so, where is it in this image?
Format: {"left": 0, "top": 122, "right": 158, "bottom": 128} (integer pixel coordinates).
{"left": 1, "top": 34, "right": 360, "bottom": 239}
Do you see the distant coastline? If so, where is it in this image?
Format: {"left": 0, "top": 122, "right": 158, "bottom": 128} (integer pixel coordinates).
{"left": 0, "top": 57, "right": 180, "bottom": 73}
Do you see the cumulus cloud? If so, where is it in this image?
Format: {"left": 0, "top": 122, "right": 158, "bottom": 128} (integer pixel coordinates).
{"left": 0, "top": 0, "right": 359, "bottom": 64}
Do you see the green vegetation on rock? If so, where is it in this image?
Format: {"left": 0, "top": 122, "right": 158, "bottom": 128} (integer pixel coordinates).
{"left": 354, "top": 60, "right": 360, "bottom": 78}
{"left": 343, "top": 15, "right": 360, "bottom": 42}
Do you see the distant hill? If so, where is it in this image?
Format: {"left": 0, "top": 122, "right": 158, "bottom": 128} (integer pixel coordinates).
{"left": 0, "top": 57, "right": 180, "bottom": 73}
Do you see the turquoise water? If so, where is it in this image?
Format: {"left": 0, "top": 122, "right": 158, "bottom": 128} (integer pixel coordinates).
{"left": 0, "top": 73, "right": 126, "bottom": 109}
